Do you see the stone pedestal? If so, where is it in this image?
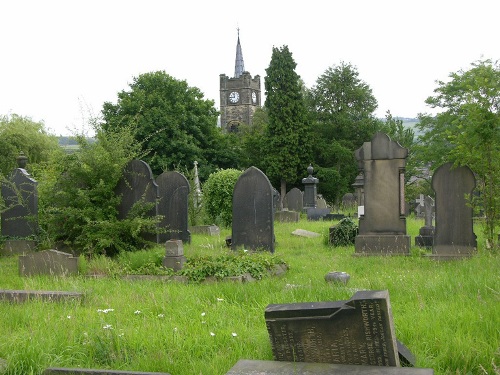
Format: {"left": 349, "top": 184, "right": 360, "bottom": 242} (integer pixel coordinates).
{"left": 162, "top": 240, "right": 186, "bottom": 271}
{"left": 415, "top": 226, "right": 434, "bottom": 248}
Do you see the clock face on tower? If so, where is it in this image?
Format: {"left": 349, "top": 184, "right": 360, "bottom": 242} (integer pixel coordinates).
{"left": 229, "top": 91, "right": 240, "bottom": 103}
{"left": 251, "top": 91, "right": 257, "bottom": 104}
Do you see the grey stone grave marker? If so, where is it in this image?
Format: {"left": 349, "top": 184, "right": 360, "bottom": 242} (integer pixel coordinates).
{"left": 265, "top": 290, "right": 402, "bottom": 366}
{"left": 156, "top": 171, "right": 191, "bottom": 243}
{"left": 115, "top": 160, "right": 159, "bottom": 243}
{"left": 1, "top": 153, "right": 38, "bottom": 253}
{"left": 43, "top": 368, "right": 171, "bottom": 375}
{"left": 274, "top": 210, "right": 300, "bottom": 222}
{"left": 162, "top": 239, "right": 186, "bottom": 271}
{"left": 354, "top": 133, "right": 410, "bottom": 255}
{"left": 225, "top": 359, "right": 434, "bottom": 375}
{"left": 284, "top": 187, "right": 303, "bottom": 212}
{"left": 415, "top": 195, "right": 435, "bottom": 248}
{"left": 19, "top": 250, "right": 78, "bottom": 276}
{"left": 0, "top": 289, "right": 83, "bottom": 303}
{"left": 429, "top": 162, "right": 477, "bottom": 259}
{"left": 232, "top": 166, "right": 274, "bottom": 252}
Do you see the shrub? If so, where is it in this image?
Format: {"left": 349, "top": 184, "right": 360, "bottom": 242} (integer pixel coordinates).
{"left": 202, "top": 168, "right": 242, "bottom": 227}
{"left": 328, "top": 217, "right": 358, "bottom": 247}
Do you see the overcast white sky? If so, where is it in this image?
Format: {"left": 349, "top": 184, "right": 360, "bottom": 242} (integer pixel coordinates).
{"left": 1, "top": 0, "right": 499, "bottom": 136}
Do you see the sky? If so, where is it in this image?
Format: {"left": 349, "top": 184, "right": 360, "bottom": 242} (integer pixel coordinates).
{"left": 1, "top": 0, "right": 499, "bottom": 136}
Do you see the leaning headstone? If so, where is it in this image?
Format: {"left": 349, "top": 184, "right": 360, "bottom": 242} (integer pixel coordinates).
{"left": 225, "top": 359, "right": 434, "bottom": 375}
{"left": 232, "top": 166, "right": 274, "bottom": 252}
{"left": 415, "top": 195, "right": 435, "bottom": 248}
{"left": 354, "top": 133, "right": 410, "bottom": 255}
{"left": 156, "top": 171, "right": 191, "bottom": 243}
{"left": 115, "top": 160, "right": 159, "bottom": 243}
{"left": 429, "top": 163, "right": 477, "bottom": 259}
{"left": 284, "top": 187, "right": 303, "bottom": 212}
{"left": 162, "top": 240, "right": 186, "bottom": 271}
{"left": 265, "top": 290, "right": 402, "bottom": 366}
{"left": 1, "top": 153, "right": 38, "bottom": 254}
{"left": 19, "top": 250, "right": 78, "bottom": 277}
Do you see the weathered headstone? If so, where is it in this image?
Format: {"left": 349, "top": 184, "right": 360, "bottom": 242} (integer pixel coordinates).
{"left": 162, "top": 239, "right": 186, "bottom": 271}
{"left": 415, "top": 194, "right": 425, "bottom": 217}
{"left": 291, "top": 229, "right": 321, "bottom": 238}
{"left": 302, "top": 165, "right": 318, "bottom": 209}
{"left": 429, "top": 163, "right": 477, "bottom": 259}
{"left": 415, "top": 195, "right": 435, "bottom": 248}
{"left": 354, "top": 133, "right": 410, "bottom": 255}
{"left": 275, "top": 210, "right": 300, "bottom": 222}
{"left": 0, "top": 290, "right": 83, "bottom": 303}
{"left": 284, "top": 187, "right": 303, "bottom": 212}
{"left": 1, "top": 153, "right": 38, "bottom": 252}
{"left": 156, "top": 171, "right": 191, "bottom": 243}
{"left": 342, "top": 192, "right": 357, "bottom": 210}
{"left": 317, "top": 195, "right": 328, "bottom": 209}
{"left": 232, "top": 166, "right": 274, "bottom": 252}
{"left": 306, "top": 208, "right": 330, "bottom": 221}
{"left": 189, "top": 225, "right": 220, "bottom": 236}
{"left": 265, "top": 290, "right": 401, "bottom": 366}
{"left": 115, "top": 160, "right": 159, "bottom": 243}
{"left": 225, "top": 359, "right": 434, "bottom": 375}
{"left": 19, "top": 250, "right": 78, "bottom": 277}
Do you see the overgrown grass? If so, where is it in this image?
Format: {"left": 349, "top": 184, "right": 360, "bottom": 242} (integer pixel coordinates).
{"left": 0, "top": 217, "right": 498, "bottom": 375}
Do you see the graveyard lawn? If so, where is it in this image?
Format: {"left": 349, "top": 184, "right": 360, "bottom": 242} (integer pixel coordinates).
{"left": 0, "top": 217, "right": 498, "bottom": 375}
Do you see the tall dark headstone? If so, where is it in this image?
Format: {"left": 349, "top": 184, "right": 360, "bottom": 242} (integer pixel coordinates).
{"left": 265, "top": 290, "right": 401, "bottom": 367}
{"left": 354, "top": 133, "right": 410, "bottom": 255}
{"left": 284, "top": 187, "right": 303, "bottom": 212}
{"left": 1, "top": 153, "right": 38, "bottom": 254}
{"left": 415, "top": 195, "right": 435, "bottom": 248}
{"left": 232, "top": 166, "right": 274, "bottom": 252}
{"left": 430, "top": 162, "right": 476, "bottom": 259}
{"left": 156, "top": 171, "right": 191, "bottom": 243}
{"left": 302, "top": 165, "right": 318, "bottom": 209}
{"left": 115, "top": 160, "right": 159, "bottom": 243}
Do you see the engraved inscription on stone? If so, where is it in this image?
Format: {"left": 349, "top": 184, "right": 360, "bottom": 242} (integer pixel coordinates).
{"left": 265, "top": 290, "right": 400, "bottom": 367}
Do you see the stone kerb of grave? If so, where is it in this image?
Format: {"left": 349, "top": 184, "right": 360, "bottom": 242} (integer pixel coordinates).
{"left": 43, "top": 368, "right": 171, "bottom": 375}
{"left": 0, "top": 290, "right": 83, "bottom": 303}
{"left": 225, "top": 359, "right": 434, "bottom": 375}
{"left": 265, "top": 290, "right": 412, "bottom": 367}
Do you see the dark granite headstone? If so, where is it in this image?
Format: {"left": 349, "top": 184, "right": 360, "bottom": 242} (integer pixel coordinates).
{"left": 415, "top": 196, "right": 435, "bottom": 248}
{"left": 156, "top": 171, "right": 191, "bottom": 243}
{"left": 115, "top": 160, "right": 159, "bottom": 243}
{"left": 1, "top": 167, "right": 38, "bottom": 239}
{"left": 265, "top": 290, "right": 401, "bottom": 366}
{"left": 19, "top": 250, "right": 79, "bottom": 277}
{"left": 429, "top": 163, "right": 477, "bottom": 259}
{"left": 232, "top": 166, "right": 274, "bottom": 252}
{"left": 225, "top": 359, "right": 434, "bottom": 375}
{"left": 284, "top": 187, "right": 303, "bottom": 212}
{"left": 354, "top": 133, "right": 410, "bottom": 255}
{"left": 302, "top": 165, "right": 319, "bottom": 208}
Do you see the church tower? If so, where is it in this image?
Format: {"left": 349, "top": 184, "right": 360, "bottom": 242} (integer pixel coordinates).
{"left": 220, "top": 29, "right": 261, "bottom": 131}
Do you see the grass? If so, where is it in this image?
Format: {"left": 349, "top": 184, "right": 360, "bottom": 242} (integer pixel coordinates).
{"left": 0, "top": 217, "right": 499, "bottom": 375}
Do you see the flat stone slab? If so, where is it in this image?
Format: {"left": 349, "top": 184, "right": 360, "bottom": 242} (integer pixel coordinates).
{"left": 225, "top": 359, "right": 434, "bottom": 374}
{"left": 292, "top": 229, "right": 321, "bottom": 238}
{"left": 0, "top": 290, "right": 83, "bottom": 303}
{"left": 43, "top": 368, "right": 170, "bottom": 375}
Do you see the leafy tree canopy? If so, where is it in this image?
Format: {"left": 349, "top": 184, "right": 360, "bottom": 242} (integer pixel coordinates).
{"left": 0, "top": 114, "right": 60, "bottom": 177}
{"left": 101, "top": 71, "right": 236, "bottom": 179}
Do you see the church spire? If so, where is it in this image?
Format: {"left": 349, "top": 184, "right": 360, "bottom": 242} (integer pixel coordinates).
{"left": 234, "top": 28, "right": 245, "bottom": 78}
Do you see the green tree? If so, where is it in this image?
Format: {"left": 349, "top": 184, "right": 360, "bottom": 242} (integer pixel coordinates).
{"left": 263, "top": 45, "right": 312, "bottom": 205}
{"left": 0, "top": 114, "right": 60, "bottom": 177}
{"left": 418, "top": 59, "right": 500, "bottom": 249}
{"left": 307, "top": 62, "right": 380, "bottom": 204}
{"left": 101, "top": 71, "right": 237, "bottom": 179}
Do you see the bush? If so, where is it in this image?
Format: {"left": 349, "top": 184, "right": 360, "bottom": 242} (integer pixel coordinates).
{"left": 202, "top": 168, "right": 242, "bottom": 227}
{"left": 329, "top": 217, "right": 358, "bottom": 247}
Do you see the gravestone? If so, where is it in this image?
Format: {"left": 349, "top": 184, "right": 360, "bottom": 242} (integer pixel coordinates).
{"left": 354, "top": 133, "right": 410, "bottom": 255}
{"left": 232, "top": 166, "right": 274, "bottom": 252}
{"left": 275, "top": 210, "right": 300, "bottom": 222}
{"left": 19, "top": 250, "right": 78, "bottom": 276}
{"left": 162, "top": 239, "right": 186, "bottom": 271}
{"left": 415, "top": 196, "right": 435, "bottom": 248}
{"left": 115, "top": 160, "right": 159, "bottom": 243}
{"left": 429, "top": 163, "right": 476, "bottom": 259}
{"left": 415, "top": 194, "right": 425, "bottom": 217}
{"left": 342, "top": 192, "right": 357, "bottom": 210}
{"left": 189, "top": 225, "right": 220, "bottom": 236}
{"left": 1, "top": 153, "right": 38, "bottom": 252}
{"left": 302, "top": 165, "right": 318, "bottom": 208}
{"left": 317, "top": 195, "right": 328, "bottom": 209}
{"left": 291, "top": 229, "right": 321, "bottom": 238}
{"left": 306, "top": 208, "right": 330, "bottom": 221}
{"left": 265, "top": 290, "right": 402, "bottom": 367}
{"left": 284, "top": 187, "right": 303, "bottom": 212}
{"left": 225, "top": 359, "right": 434, "bottom": 375}
{"left": 156, "top": 171, "right": 191, "bottom": 243}
{"left": 43, "top": 369, "right": 171, "bottom": 375}
{"left": 0, "top": 290, "right": 83, "bottom": 303}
